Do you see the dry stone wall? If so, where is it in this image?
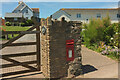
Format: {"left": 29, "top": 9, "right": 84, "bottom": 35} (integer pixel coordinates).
{"left": 40, "top": 17, "right": 82, "bottom": 78}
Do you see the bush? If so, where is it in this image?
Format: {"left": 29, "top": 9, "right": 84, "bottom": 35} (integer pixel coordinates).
{"left": 5, "top": 22, "right": 11, "bottom": 26}
{"left": 81, "top": 15, "right": 113, "bottom": 46}
{"left": 102, "top": 14, "right": 111, "bottom": 28}
{"left": 81, "top": 18, "right": 105, "bottom": 46}
{"left": 103, "top": 24, "right": 116, "bottom": 44}
{"left": 25, "top": 19, "right": 33, "bottom": 26}
{"left": 20, "top": 22, "right": 25, "bottom": 27}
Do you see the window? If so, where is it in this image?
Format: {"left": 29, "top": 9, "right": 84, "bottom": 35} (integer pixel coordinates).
{"left": 77, "top": 14, "right": 81, "bottom": 18}
{"left": 86, "top": 19, "right": 89, "bottom": 21}
{"left": 97, "top": 13, "right": 101, "bottom": 18}
{"left": 14, "top": 18, "right": 17, "bottom": 21}
{"left": 117, "top": 14, "right": 120, "bottom": 18}
{"left": 26, "top": 10, "right": 28, "bottom": 13}
{"left": 26, "top": 17, "right": 28, "bottom": 19}
{"left": 22, "top": 5, "right": 24, "bottom": 6}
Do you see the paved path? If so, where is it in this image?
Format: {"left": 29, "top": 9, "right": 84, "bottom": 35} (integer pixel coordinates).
{"left": 1, "top": 38, "right": 118, "bottom": 79}
{"left": 77, "top": 45, "right": 118, "bottom": 78}
{"left": 0, "top": 36, "right": 45, "bottom": 79}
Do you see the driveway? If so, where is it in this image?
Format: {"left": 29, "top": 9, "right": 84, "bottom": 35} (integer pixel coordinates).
{"left": 0, "top": 38, "right": 118, "bottom": 79}
{"left": 0, "top": 34, "right": 45, "bottom": 79}
{"left": 77, "top": 45, "right": 118, "bottom": 78}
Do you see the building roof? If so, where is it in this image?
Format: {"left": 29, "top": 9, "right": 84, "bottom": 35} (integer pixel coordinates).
{"left": 32, "top": 8, "right": 39, "bottom": 13}
{"left": 61, "top": 8, "right": 118, "bottom": 10}
{"left": 12, "top": 1, "right": 33, "bottom": 13}
{"left": 5, "top": 13, "right": 23, "bottom": 17}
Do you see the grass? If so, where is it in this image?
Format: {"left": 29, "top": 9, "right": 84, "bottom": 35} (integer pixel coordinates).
{"left": 1, "top": 26, "right": 31, "bottom": 31}
{"left": 0, "top": 26, "right": 31, "bottom": 40}
{"left": 106, "top": 52, "right": 119, "bottom": 61}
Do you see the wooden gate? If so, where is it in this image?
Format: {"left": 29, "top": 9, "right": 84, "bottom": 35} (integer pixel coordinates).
{"left": 0, "top": 22, "right": 41, "bottom": 79}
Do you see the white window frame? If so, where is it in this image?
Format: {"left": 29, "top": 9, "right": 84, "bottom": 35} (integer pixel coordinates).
{"left": 97, "top": 13, "right": 101, "bottom": 18}
{"left": 77, "top": 14, "right": 81, "bottom": 18}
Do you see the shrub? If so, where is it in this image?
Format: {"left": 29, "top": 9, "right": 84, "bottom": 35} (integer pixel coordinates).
{"left": 5, "top": 22, "right": 11, "bottom": 26}
{"left": 103, "top": 24, "right": 116, "bottom": 44}
{"left": 20, "top": 22, "right": 25, "bottom": 26}
{"left": 25, "top": 19, "right": 33, "bottom": 26}
{"left": 102, "top": 14, "right": 111, "bottom": 28}
{"left": 81, "top": 18, "right": 105, "bottom": 46}
{"left": 81, "top": 16, "right": 112, "bottom": 46}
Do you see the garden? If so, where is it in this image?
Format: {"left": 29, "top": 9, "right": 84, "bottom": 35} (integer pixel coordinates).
{"left": 0, "top": 26, "right": 31, "bottom": 40}
{"left": 81, "top": 15, "right": 120, "bottom": 60}
{"left": 5, "top": 19, "right": 34, "bottom": 26}
{"left": 0, "top": 19, "right": 34, "bottom": 40}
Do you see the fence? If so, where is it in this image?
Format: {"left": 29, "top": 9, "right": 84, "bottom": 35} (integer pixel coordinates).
{"left": 0, "top": 23, "right": 41, "bottom": 79}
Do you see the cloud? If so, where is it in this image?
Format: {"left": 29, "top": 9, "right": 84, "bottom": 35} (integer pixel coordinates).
{"left": 0, "top": 0, "right": 119, "bottom": 2}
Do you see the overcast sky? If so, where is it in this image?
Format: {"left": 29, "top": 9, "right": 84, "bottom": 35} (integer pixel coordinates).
{"left": 0, "top": 1, "right": 119, "bottom": 18}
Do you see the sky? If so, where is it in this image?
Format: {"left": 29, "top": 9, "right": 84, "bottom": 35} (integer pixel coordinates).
{"left": 0, "top": 2, "right": 119, "bottom": 18}
{"left": 0, "top": 0, "right": 119, "bottom": 2}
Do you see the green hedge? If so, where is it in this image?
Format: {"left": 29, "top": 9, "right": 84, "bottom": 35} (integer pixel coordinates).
{"left": 5, "top": 22, "right": 12, "bottom": 26}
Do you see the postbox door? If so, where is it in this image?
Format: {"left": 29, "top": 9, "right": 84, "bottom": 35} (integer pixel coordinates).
{"left": 66, "top": 39, "right": 74, "bottom": 61}
{"left": 66, "top": 47, "right": 74, "bottom": 61}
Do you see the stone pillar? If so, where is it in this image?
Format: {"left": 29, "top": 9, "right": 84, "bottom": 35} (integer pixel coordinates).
{"left": 40, "top": 17, "right": 82, "bottom": 78}
{"left": 67, "top": 22, "right": 82, "bottom": 77}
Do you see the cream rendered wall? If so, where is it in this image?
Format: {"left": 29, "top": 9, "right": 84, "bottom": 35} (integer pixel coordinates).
{"left": 63, "top": 9, "right": 118, "bottom": 23}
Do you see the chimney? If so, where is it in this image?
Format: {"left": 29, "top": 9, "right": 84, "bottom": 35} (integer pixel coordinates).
{"left": 18, "top": 1, "right": 23, "bottom": 4}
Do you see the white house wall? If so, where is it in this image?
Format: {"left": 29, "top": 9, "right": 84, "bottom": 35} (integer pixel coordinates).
{"left": 52, "top": 9, "right": 119, "bottom": 23}
{"left": 21, "top": 7, "right": 33, "bottom": 19}
{"left": 65, "top": 9, "right": 118, "bottom": 23}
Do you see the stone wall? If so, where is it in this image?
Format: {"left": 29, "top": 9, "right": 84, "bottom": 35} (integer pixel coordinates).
{"left": 40, "top": 17, "right": 82, "bottom": 78}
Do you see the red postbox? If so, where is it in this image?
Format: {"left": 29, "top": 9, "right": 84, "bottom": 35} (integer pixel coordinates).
{"left": 66, "top": 39, "right": 74, "bottom": 61}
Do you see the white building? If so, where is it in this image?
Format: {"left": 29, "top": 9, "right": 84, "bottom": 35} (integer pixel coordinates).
{"left": 5, "top": 1, "right": 39, "bottom": 20}
{"left": 51, "top": 8, "right": 119, "bottom": 23}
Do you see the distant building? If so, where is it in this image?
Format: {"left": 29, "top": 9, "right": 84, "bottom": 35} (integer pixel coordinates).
{"left": 5, "top": 1, "right": 40, "bottom": 25}
{"left": 0, "top": 17, "right": 5, "bottom": 26}
{"left": 51, "top": 8, "right": 119, "bottom": 23}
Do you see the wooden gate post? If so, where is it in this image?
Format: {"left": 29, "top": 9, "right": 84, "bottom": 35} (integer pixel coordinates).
{"left": 36, "top": 25, "right": 41, "bottom": 71}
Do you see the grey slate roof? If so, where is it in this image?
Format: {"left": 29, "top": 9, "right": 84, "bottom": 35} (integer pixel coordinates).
{"left": 5, "top": 13, "right": 23, "bottom": 18}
